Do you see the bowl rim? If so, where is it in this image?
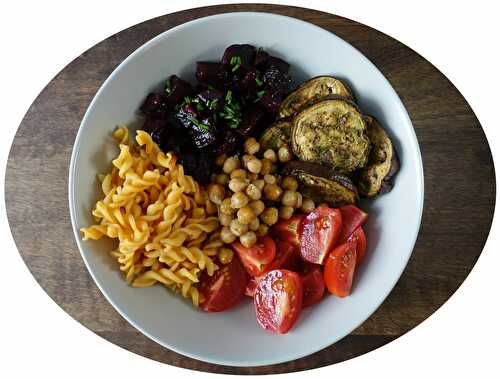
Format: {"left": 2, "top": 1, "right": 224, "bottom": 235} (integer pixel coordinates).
{"left": 68, "top": 11, "right": 424, "bottom": 366}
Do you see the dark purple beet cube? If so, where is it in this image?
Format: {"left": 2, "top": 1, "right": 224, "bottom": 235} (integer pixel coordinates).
{"left": 258, "top": 91, "right": 283, "bottom": 115}
{"left": 266, "top": 56, "right": 290, "bottom": 73}
{"left": 262, "top": 67, "right": 291, "bottom": 94}
{"left": 237, "top": 104, "right": 267, "bottom": 137}
{"left": 254, "top": 48, "right": 270, "bottom": 68}
{"left": 140, "top": 93, "right": 166, "bottom": 116}
{"left": 210, "top": 130, "right": 240, "bottom": 156}
{"left": 164, "top": 75, "right": 193, "bottom": 108}
{"left": 196, "top": 88, "right": 225, "bottom": 112}
{"left": 196, "top": 62, "right": 230, "bottom": 87}
{"left": 222, "top": 44, "right": 256, "bottom": 69}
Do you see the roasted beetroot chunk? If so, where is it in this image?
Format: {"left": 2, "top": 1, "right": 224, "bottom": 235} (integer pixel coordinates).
{"left": 164, "top": 75, "right": 193, "bottom": 108}
{"left": 175, "top": 104, "right": 219, "bottom": 149}
{"left": 140, "top": 93, "right": 166, "bottom": 116}
{"left": 262, "top": 67, "right": 291, "bottom": 94}
{"left": 210, "top": 130, "right": 240, "bottom": 155}
{"left": 196, "top": 88, "right": 225, "bottom": 112}
{"left": 196, "top": 62, "right": 231, "bottom": 87}
{"left": 258, "top": 91, "right": 283, "bottom": 115}
{"left": 238, "top": 104, "right": 267, "bottom": 137}
{"left": 265, "top": 56, "right": 290, "bottom": 73}
{"left": 222, "top": 44, "right": 256, "bottom": 69}
{"left": 254, "top": 48, "right": 270, "bottom": 68}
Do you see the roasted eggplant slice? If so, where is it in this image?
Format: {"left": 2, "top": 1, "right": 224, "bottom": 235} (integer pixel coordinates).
{"left": 358, "top": 115, "right": 399, "bottom": 197}
{"left": 291, "top": 97, "right": 370, "bottom": 173}
{"left": 259, "top": 118, "right": 293, "bottom": 151}
{"left": 279, "top": 76, "right": 355, "bottom": 118}
{"left": 282, "top": 161, "right": 358, "bottom": 207}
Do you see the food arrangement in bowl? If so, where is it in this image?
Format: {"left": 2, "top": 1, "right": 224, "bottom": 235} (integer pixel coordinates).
{"left": 80, "top": 43, "right": 399, "bottom": 334}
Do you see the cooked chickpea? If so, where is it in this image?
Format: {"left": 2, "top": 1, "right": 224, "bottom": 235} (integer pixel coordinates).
{"left": 230, "top": 169, "right": 247, "bottom": 180}
{"left": 228, "top": 178, "right": 249, "bottom": 193}
{"left": 281, "top": 190, "right": 298, "bottom": 207}
{"left": 260, "top": 158, "right": 273, "bottom": 175}
{"left": 263, "top": 149, "right": 277, "bottom": 163}
{"left": 230, "top": 219, "right": 249, "bottom": 236}
{"left": 278, "top": 146, "right": 292, "bottom": 162}
{"left": 219, "top": 213, "right": 233, "bottom": 227}
{"left": 223, "top": 155, "right": 240, "bottom": 174}
{"left": 249, "top": 200, "right": 265, "bottom": 216}
{"left": 295, "top": 192, "right": 303, "bottom": 209}
{"left": 219, "top": 198, "right": 234, "bottom": 215}
{"left": 215, "top": 153, "right": 227, "bottom": 166}
{"left": 261, "top": 207, "right": 279, "bottom": 226}
{"left": 279, "top": 205, "right": 294, "bottom": 220}
{"left": 215, "top": 173, "right": 229, "bottom": 186}
{"left": 301, "top": 198, "right": 315, "bottom": 213}
{"left": 241, "top": 154, "right": 253, "bottom": 168}
{"left": 256, "top": 223, "right": 269, "bottom": 237}
{"left": 247, "top": 172, "right": 259, "bottom": 181}
{"left": 281, "top": 176, "right": 299, "bottom": 191}
{"left": 218, "top": 247, "right": 234, "bottom": 264}
{"left": 240, "top": 231, "right": 257, "bottom": 248}
{"left": 221, "top": 226, "right": 237, "bottom": 244}
{"left": 231, "top": 191, "right": 249, "bottom": 209}
{"left": 318, "top": 202, "right": 329, "bottom": 208}
{"left": 244, "top": 137, "right": 260, "bottom": 155}
{"left": 245, "top": 183, "right": 262, "bottom": 200}
{"left": 249, "top": 217, "right": 260, "bottom": 231}
{"left": 252, "top": 179, "right": 265, "bottom": 191}
{"left": 208, "top": 183, "right": 225, "bottom": 205}
{"left": 264, "top": 183, "right": 283, "bottom": 201}
{"left": 263, "top": 174, "right": 277, "bottom": 184}
{"left": 237, "top": 206, "right": 256, "bottom": 225}
{"left": 247, "top": 157, "right": 263, "bottom": 174}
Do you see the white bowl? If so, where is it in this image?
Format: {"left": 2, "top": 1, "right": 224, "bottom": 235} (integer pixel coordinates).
{"left": 69, "top": 12, "right": 424, "bottom": 366}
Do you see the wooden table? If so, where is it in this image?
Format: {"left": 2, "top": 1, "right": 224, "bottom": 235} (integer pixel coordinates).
{"left": 6, "top": 4, "right": 495, "bottom": 375}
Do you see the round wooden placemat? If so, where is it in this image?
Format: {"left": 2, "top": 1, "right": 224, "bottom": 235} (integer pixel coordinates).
{"left": 5, "top": 4, "right": 495, "bottom": 375}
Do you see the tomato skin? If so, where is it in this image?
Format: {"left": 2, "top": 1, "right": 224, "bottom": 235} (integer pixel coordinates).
{"left": 301, "top": 267, "right": 325, "bottom": 308}
{"left": 348, "top": 227, "right": 367, "bottom": 265}
{"left": 324, "top": 241, "right": 357, "bottom": 298}
{"left": 232, "top": 236, "right": 276, "bottom": 277}
{"left": 299, "top": 207, "right": 342, "bottom": 265}
{"left": 254, "top": 269, "right": 303, "bottom": 334}
{"left": 337, "top": 205, "right": 368, "bottom": 243}
{"left": 271, "top": 215, "right": 305, "bottom": 251}
{"left": 245, "top": 277, "right": 258, "bottom": 297}
{"left": 199, "top": 256, "right": 247, "bottom": 312}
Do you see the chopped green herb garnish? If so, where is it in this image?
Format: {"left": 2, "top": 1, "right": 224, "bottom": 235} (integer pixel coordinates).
{"left": 230, "top": 56, "right": 242, "bottom": 72}
{"left": 225, "top": 90, "right": 233, "bottom": 103}
{"left": 208, "top": 98, "right": 219, "bottom": 110}
{"left": 254, "top": 90, "right": 266, "bottom": 103}
{"left": 164, "top": 78, "right": 172, "bottom": 94}
{"left": 188, "top": 116, "right": 209, "bottom": 130}
{"left": 184, "top": 96, "right": 191, "bottom": 104}
{"left": 255, "top": 77, "right": 263, "bottom": 87}
{"left": 195, "top": 103, "right": 204, "bottom": 112}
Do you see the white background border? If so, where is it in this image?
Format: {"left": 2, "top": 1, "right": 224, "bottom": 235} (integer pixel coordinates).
{"left": 1, "top": 1, "right": 498, "bottom": 378}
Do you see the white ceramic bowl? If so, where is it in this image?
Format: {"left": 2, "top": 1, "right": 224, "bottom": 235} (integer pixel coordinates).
{"left": 69, "top": 12, "right": 424, "bottom": 366}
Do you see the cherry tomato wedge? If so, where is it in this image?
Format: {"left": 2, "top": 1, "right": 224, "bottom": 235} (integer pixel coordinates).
{"left": 199, "top": 256, "right": 247, "bottom": 312}
{"left": 348, "top": 227, "right": 367, "bottom": 265}
{"left": 271, "top": 215, "right": 304, "bottom": 251}
{"left": 232, "top": 236, "right": 276, "bottom": 277}
{"left": 245, "top": 277, "right": 258, "bottom": 297}
{"left": 301, "top": 267, "right": 325, "bottom": 308}
{"left": 299, "top": 207, "right": 342, "bottom": 264}
{"left": 254, "top": 269, "right": 303, "bottom": 333}
{"left": 266, "top": 241, "right": 300, "bottom": 273}
{"left": 324, "top": 240, "right": 357, "bottom": 298}
{"left": 337, "top": 205, "right": 368, "bottom": 243}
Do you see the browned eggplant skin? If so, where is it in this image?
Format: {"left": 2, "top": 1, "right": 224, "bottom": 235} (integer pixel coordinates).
{"left": 282, "top": 161, "right": 359, "bottom": 207}
{"left": 279, "top": 76, "right": 355, "bottom": 118}
{"left": 357, "top": 115, "right": 399, "bottom": 197}
{"left": 291, "top": 97, "right": 370, "bottom": 173}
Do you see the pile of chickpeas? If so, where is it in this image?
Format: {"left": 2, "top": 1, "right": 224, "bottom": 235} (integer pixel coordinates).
{"left": 208, "top": 137, "right": 317, "bottom": 248}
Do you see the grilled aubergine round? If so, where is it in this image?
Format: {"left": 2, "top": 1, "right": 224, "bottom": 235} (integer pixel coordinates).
{"left": 357, "top": 115, "right": 400, "bottom": 197}
{"left": 291, "top": 97, "right": 370, "bottom": 173}
{"left": 259, "top": 118, "right": 293, "bottom": 151}
{"left": 282, "top": 161, "right": 358, "bottom": 207}
{"left": 279, "top": 76, "right": 355, "bottom": 118}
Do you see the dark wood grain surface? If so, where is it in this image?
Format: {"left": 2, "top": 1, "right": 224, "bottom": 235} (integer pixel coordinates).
{"left": 5, "top": 4, "right": 495, "bottom": 375}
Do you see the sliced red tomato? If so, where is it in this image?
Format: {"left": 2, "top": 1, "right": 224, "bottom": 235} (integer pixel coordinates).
{"left": 232, "top": 236, "right": 276, "bottom": 277}
{"left": 266, "top": 241, "right": 300, "bottom": 272}
{"left": 199, "top": 256, "right": 247, "bottom": 312}
{"left": 271, "top": 215, "right": 305, "bottom": 251}
{"left": 299, "top": 207, "right": 342, "bottom": 264}
{"left": 348, "top": 227, "right": 367, "bottom": 265}
{"left": 254, "top": 269, "right": 303, "bottom": 334}
{"left": 337, "top": 205, "right": 368, "bottom": 243}
{"left": 299, "top": 261, "right": 322, "bottom": 276}
{"left": 324, "top": 240, "right": 357, "bottom": 298}
{"left": 301, "top": 267, "right": 325, "bottom": 308}
{"left": 244, "top": 277, "right": 258, "bottom": 297}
